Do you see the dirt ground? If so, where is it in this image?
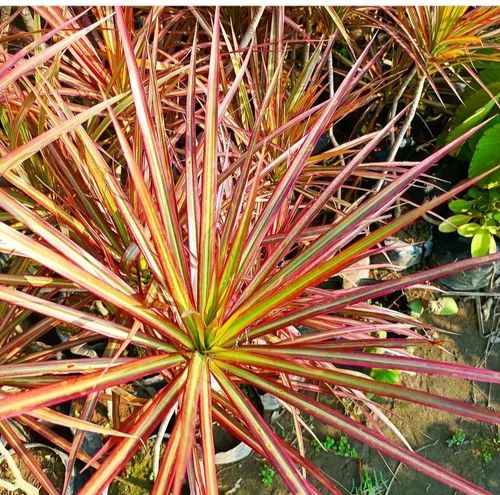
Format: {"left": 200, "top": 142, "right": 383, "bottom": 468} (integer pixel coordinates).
{"left": 217, "top": 299, "right": 499, "bottom": 495}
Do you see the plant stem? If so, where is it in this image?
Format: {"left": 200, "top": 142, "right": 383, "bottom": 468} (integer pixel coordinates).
{"left": 240, "top": 6, "right": 265, "bottom": 49}
{"left": 328, "top": 50, "right": 345, "bottom": 167}
{"left": 388, "top": 74, "right": 426, "bottom": 162}
{"left": 389, "top": 67, "right": 417, "bottom": 146}
{"left": 153, "top": 402, "right": 178, "bottom": 477}
{"left": 0, "top": 6, "right": 11, "bottom": 37}
{"left": 374, "top": 73, "right": 426, "bottom": 193}
{"left": 20, "top": 7, "right": 34, "bottom": 33}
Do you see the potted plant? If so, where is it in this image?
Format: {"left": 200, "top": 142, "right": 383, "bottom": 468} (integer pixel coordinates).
{"left": 434, "top": 71, "right": 500, "bottom": 289}
{"left": 0, "top": 7, "right": 499, "bottom": 495}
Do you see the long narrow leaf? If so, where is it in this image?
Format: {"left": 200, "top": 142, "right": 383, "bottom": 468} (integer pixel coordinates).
{"left": 215, "top": 351, "right": 500, "bottom": 424}
{"left": 153, "top": 353, "right": 204, "bottom": 495}
{"left": 211, "top": 363, "right": 316, "bottom": 494}
{"left": 79, "top": 370, "right": 187, "bottom": 495}
{"left": 0, "top": 95, "right": 123, "bottom": 176}
{"left": 246, "top": 347, "right": 500, "bottom": 383}
{"left": 0, "top": 354, "right": 184, "bottom": 419}
{"left": 225, "top": 362, "right": 492, "bottom": 495}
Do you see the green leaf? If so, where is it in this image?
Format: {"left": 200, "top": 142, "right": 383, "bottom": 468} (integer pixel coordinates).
{"left": 429, "top": 297, "right": 458, "bottom": 316}
{"left": 486, "top": 224, "right": 499, "bottom": 236}
{"left": 489, "top": 235, "right": 498, "bottom": 254}
{"left": 478, "top": 65, "right": 500, "bottom": 87}
{"left": 469, "top": 123, "right": 500, "bottom": 188}
{"left": 369, "top": 368, "right": 401, "bottom": 384}
{"left": 442, "top": 63, "right": 500, "bottom": 160}
{"left": 448, "top": 199, "right": 473, "bottom": 213}
{"left": 471, "top": 229, "right": 492, "bottom": 257}
{"left": 467, "top": 186, "right": 482, "bottom": 199}
{"left": 457, "top": 222, "right": 481, "bottom": 238}
{"left": 458, "top": 115, "right": 500, "bottom": 163}
{"left": 408, "top": 299, "right": 424, "bottom": 317}
{"left": 438, "top": 214, "right": 471, "bottom": 233}
{"left": 445, "top": 85, "right": 500, "bottom": 146}
{"left": 490, "top": 188, "right": 500, "bottom": 200}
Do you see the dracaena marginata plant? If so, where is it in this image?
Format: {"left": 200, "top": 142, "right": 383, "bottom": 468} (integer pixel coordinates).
{"left": 0, "top": 7, "right": 499, "bottom": 495}
{"left": 359, "top": 6, "right": 500, "bottom": 169}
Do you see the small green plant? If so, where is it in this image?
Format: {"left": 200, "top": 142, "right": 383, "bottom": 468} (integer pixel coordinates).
{"left": 337, "top": 435, "right": 359, "bottom": 458}
{"left": 477, "top": 431, "right": 500, "bottom": 463}
{"left": 323, "top": 436, "right": 336, "bottom": 450}
{"left": 447, "top": 429, "right": 466, "bottom": 448}
{"left": 311, "top": 435, "right": 336, "bottom": 453}
{"left": 311, "top": 435, "right": 358, "bottom": 457}
{"left": 439, "top": 187, "right": 500, "bottom": 257}
{"left": 350, "top": 470, "right": 388, "bottom": 495}
{"left": 260, "top": 463, "right": 276, "bottom": 487}
{"left": 409, "top": 297, "right": 459, "bottom": 318}
{"left": 311, "top": 435, "right": 332, "bottom": 453}
{"left": 482, "top": 449, "right": 492, "bottom": 463}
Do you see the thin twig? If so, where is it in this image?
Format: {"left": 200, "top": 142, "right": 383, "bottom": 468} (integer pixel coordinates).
{"left": 153, "top": 403, "right": 177, "bottom": 477}
{"left": 421, "top": 289, "right": 500, "bottom": 298}
{"left": 328, "top": 49, "right": 345, "bottom": 167}
{"left": 476, "top": 296, "right": 485, "bottom": 337}
{"left": 20, "top": 7, "right": 34, "bottom": 33}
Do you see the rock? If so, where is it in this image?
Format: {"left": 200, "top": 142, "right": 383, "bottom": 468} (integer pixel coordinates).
{"left": 215, "top": 442, "right": 253, "bottom": 465}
